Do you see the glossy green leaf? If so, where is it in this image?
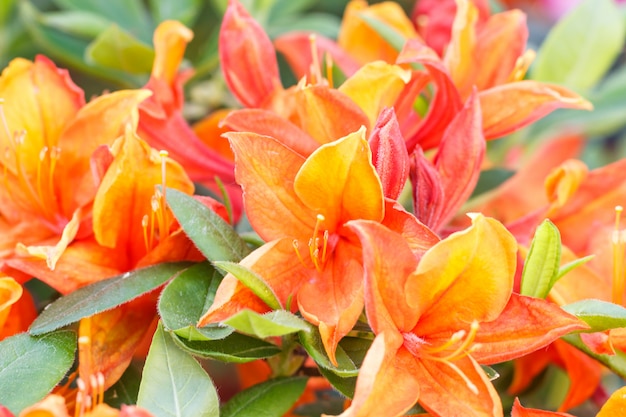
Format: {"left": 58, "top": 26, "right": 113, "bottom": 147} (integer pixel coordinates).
{"left": 148, "top": 0, "right": 203, "bottom": 27}
{"left": 0, "top": 331, "right": 77, "bottom": 415}
{"left": 29, "top": 262, "right": 191, "bottom": 335}
{"left": 137, "top": 324, "right": 220, "bottom": 417}
{"left": 358, "top": 12, "right": 406, "bottom": 52}
{"left": 224, "top": 310, "right": 309, "bottom": 339}
{"left": 105, "top": 361, "right": 143, "bottom": 407}
{"left": 85, "top": 24, "right": 155, "bottom": 74}
{"left": 173, "top": 332, "right": 281, "bottom": 363}
{"left": 40, "top": 10, "right": 111, "bottom": 39}
{"left": 166, "top": 188, "right": 251, "bottom": 263}
{"left": 531, "top": 0, "right": 625, "bottom": 92}
{"left": 221, "top": 377, "right": 308, "bottom": 417}
{"left": 213, "top": 261, "right": 282, "bottom": 310}
{"left": 159, "top": 262, "right": 233, "bottom": 341}
{"left": 562, "top": 299, "right": 626, "bottom": 332}
{"left": 520, "top": 219, "right": 562, "bottom": 299}
{"left": 563, "top": 333, "right": 626, "bottom": 379}
{"left": 299, "top": 323, "right": 359, "bottom": 377}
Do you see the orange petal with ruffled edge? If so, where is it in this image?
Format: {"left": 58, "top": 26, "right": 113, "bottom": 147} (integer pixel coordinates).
{"left": 408, "top": 214, "right": 517, "bottom": 333}
{"left": 192, "top": 109, "right": 235, "bottom": 162}
{"left": 480, "top": 81, "right": 593, "bottom": 140}
{"left": 471, "top": 293, "right": 589, "bottom": 364}
{"left": 335, "top": 334, "right": 421, "bottom": 417}
{"left": 151, "top": 20, "right": 193, "bottom": 86}
{"left": 92, "top": 126, "right": 193, "bottom": 264}
{"left": 597, "top": 386, "right": 626, "bottom": 417}
{"left": 0, "top": 277, "right": 22, "bottom": 333}
{"left": 338, "top": 61, "right": 411, "bottom": 128}
{"left": 19, "top": 394, "right": 70, "bottom": 417}
{"left": 415, "top": 355, "right": 502, "bottom": 417}
{"left": 511, "top": 398, "right": 574, "bottom": 417}
{"left": 338, "top": 0, "right": 419, "bottom": 66}
{"left": 78, "top": 293, "right": 157, "bottom": 393}
{"left": 220, "top": 0, "right": 282, "bottom": 107}
{"left": 380, "top": 200, "right": 440, "bottom": 258}
{"left": 294, "top": 128, "right": 384, "bottom": 230}
{"left": 225, "top": 131, "right": 314, "bottom": 242}
{"left": 443, "top": 0, "right": 479, "bottom": 98}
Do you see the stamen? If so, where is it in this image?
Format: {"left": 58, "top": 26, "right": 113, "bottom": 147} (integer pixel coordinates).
{"left": 438, "top": 321, "right": 480, "bottom": 362}
{"left": 325, "top": 54, "right": 334, "bottom": 89}
{"left": 292, "top": 239, "right": 307, "bottom": 267}
{"left": 613, "top": 206, "right": 625, "bottom": 306}
{"left": 321, "top": 230, "right": 329, "bottom": 262}
{"left": 75, "top": 379, "right": 87, "bottom": 417}
{"left": 142, "top": 215, "right": 150, "bottom": 252}
{"left": 309, "top": 34, "right": 322, "bottom": 85}
{"left": 160, "top": 150, "right": 168, "bottom": 215}
{"left": 508, "top": 50, "right": 536, "bottom": 82}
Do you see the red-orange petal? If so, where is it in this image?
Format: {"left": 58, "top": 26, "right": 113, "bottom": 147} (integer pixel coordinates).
{"left": 511, "top": 398, "right": 575, "bottom": 417}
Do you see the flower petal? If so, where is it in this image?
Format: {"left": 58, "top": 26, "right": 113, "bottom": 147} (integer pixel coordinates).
{"left": 471, "top": 293, "right": 589, "bottom": 364}
{"left": 597, "top": 386, "right": 626, "bottom": 417}
{"left": 511, "top": 398, "right": 574, "bottom": 417}
{"left": 408, "top": 214, "right": 517, "bottom": 333}
{"left": 295, "top": 128, "right": 384, "bottom": 230}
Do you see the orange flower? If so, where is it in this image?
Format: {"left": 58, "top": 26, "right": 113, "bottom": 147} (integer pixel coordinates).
{"left": 199, "top": 128, "right": 437, "bottom": 364}
{"left": 340, "top": 215, "right": 586, "bottom": 417}
{"left": 18, "top": 393, "right": 155, "bottom": 417}
{"left": 0, "top": 276, "right": 35, "bottom": 340}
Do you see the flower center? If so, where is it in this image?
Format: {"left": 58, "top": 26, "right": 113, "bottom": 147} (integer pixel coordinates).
{"left": 403, "top": 321, "right": 482, "bottom": 394}
{"left": 142, "top": 150, "right": 171, "bottom": 252}
{"left": 292, "top": 213, "right": 330, "bottom": 272}
{"left": 0, "top": 100, "right": 62, "bottom": 227}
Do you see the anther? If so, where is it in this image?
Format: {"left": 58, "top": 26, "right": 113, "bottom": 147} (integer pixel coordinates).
{"left": 309, "top": 34, "right": 323, "bottom": 85}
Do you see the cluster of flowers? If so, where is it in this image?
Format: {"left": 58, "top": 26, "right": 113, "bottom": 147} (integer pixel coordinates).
{"left": 2, "top": 0, "right": 626, "bottom": 416}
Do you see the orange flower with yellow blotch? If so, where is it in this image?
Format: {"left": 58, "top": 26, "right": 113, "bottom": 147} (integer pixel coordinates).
{"left": 199, "top": 127, "right": 437, "bottom": 364}
{"left": 339, "top": 215, "right": 586, "bottom": 417}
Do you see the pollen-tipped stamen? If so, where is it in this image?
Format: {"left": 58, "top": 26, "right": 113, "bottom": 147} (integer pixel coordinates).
{"left": 309, "top": 34, "right": 323, "bottom": 86}
{"left": 325, "top": 54, "right": 334, "bottom": 89}
{"left": 613, "top": 206, "right": 625, "bottom": 306}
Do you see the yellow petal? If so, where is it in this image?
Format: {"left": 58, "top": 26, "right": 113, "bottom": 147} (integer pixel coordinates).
{"left": 0, "top": 276, "right": 22, "bottom": 332}
{"left": 151, "top": 20, "right": 193, "bottom": 85}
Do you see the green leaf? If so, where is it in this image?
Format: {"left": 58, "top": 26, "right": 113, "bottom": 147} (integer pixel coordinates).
{"left": 159, "top": 262, "right": 234, "bottom": 341}
{"left": 173, "top": 332, "right": 281, "bottom": 363}
{"left": 85, "top": 24, "right": 155, "bottom": 74}
{"left": 40, "top": 10, "right": 111, "bottom": 39}
{"left": 29, "top": 262, "right": 191, "bottom": 335}
{"left": 563, "top": 333, "right": 626, "bottom": 379}
{"left": 266, "top": 13, "right": 341, "bottom": 39}
{"left": 520, "top": 219, "right": 562, "bottom": 299}
{"left": 556, "top": 255, "right": 595, "bottom": 281}
{"left": 358, "top": 12, "right": 406, "bottom": 52}
{"left": 137, "top": 324, "right": 220, "bottom": 417}
{"left": 299, "top": 323, "right": 359, "bottom": 378}
{"left": 221, "top": 377, "right": 308, "bottom": 417}
{"left": 105, "top": 361, "right": 143, "bottom": 407}
{"left": 562, "top": 299, "right": 626, "bottom": 332}
{"left": 0, "top": 331, "right": 77, "bottom": 415}
{"left": 148, "top": 0, "right": 203, "bottom": 27}
{"left": 224, "top": 310, "right": 309, "bottom": 339}
{"left": 531, "top": 0, "right": 625, "bottom": 92}
{"left": 213, "top": 261, "right": 282, "bottom": 310}
{"left": 51, "top": 0, "right": 153, "bottom": 42}
{"left": 166, "top": 188, "right": 251, "bottom": 263}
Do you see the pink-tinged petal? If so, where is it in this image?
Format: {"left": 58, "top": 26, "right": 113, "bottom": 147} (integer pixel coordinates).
{"left": 553, "top": 340, "right": 603, "bottom": 412}
{"left": 0, "top": 405, "right": 13, "bottom": 417}
{"left": 409, "top": 214, "right": 517, "bottom": 333}
{"left": 471, "top": 294, "right": 589, "bottom": 364}
{"left": 479, "top": 81, "right": 593, "bottom": 140}
{"left": 294, "top": 128, "right": 384, "bottom": 229}
{"left": 597, "top": 386, "right": 626, "bottom": 417}
{"left": 432, "top": 92, "right": 485, "bottom": 231}
{"left": 120, "top": 405, "right": 157, "bottom": 417}
{"left": 198, "top": 238, "right": 309, "bottom": 325}
{"left": 416, "top": 355, "right": 502, "bottom": 417}
{"left": 336, "top": 335, "right": 420, "bottom": 417}
{"left": 394, "top": 70, "right": 431, "bottom": 144}
{"left": 397, "top": 40, "right": 464, "bottom": 152}
{"left": 348, "top": 220, "right": 419, "bottom": 335}
{"left": 226, "top": 131, "right": 314, "bottom": 242}
{"left": 274, "top": 32, "right": 360, "bottom": 79}
{"left": 410, "top": 147, "right": 445, "bottom": 230}
{"left": 580, "top": 331, "right": 615, "bottom": 355}
{"left": 381, "top": 199, "right": 439, "bottom": 257}
{"left": 222, "top": 109, "right": 319, "bottom": 157}
{"left": 368, "top": 108, "right": 410, "bottom": 200}
{"left": 338, "top": 61, "right": 411, "bottom": 128}
{"left": 297, "top": 240, "right": 365, "bottom": 365}
{"left": 220, "top": 0, "right": 282, "bottom": 107}
{"left": 511, "top": 398, "right": 575, "bottom": 417}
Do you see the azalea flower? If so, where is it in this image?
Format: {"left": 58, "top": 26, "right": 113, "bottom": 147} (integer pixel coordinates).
{"left": 338, "top": 214, "right": 586, "bottom": 417}
{"left": 16, "top": 392, "right": 154, "bottom": 417}
{"left": 199, "top": 127, "right": 437, "bottom": 364}
{"left": 0, "top": 275, "right": 35, "bottom": 340}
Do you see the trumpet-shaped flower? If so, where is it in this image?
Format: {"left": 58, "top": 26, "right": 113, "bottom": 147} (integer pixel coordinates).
{"left": 199, "top": 127, "right": 437, "bottom": 363}
{"left": 339, "top": 215, "right": 586, "bottom": 417}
